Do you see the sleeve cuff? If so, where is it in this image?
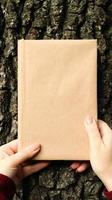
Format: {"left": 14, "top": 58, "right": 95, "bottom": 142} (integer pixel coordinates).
{"left": 102, "top": 187, "right": 112, "bottom": 200}
{"left": 0, "top": 173, "right": 16, "bottom": 199}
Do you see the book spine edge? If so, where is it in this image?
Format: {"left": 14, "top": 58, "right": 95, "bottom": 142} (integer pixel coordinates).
{"left": 18, "top": 39, "right": 24, "bottom": 152}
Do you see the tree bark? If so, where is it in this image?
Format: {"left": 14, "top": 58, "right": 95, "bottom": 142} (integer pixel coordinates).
{"left": 0, "top": 0, "right": 112, "bottom": 199}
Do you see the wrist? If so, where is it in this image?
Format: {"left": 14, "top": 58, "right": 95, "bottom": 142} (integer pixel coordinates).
{"left": 99, "top": 169, "right": 112, "bottom": 191}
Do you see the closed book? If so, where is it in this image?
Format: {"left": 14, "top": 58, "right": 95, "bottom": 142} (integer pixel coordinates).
{"left": 18, "top": 39, "right": 97, "bottom": 160}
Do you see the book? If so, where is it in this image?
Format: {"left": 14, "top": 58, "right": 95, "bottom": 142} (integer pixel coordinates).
{"left": 18, "top": 39, "right": 97, "bottom": 160}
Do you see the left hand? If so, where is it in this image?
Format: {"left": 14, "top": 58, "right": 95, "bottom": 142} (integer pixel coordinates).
{"left": 0, "top": 139, "right": 49, "bottom": 186}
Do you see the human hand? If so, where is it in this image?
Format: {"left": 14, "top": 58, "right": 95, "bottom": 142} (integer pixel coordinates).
{"left": 84, "top": 115, "right": 112, "bottom": 191}
{"left": 70, "top": 161, "right": 90, "bottom": 173}
{"left": 0, "top": 139, "right": 49, "bottom": 186}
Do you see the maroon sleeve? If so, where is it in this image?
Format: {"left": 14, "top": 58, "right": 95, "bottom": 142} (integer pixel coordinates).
{"left": 102, "top": 187, "right": 112, "bottom": 200}
{"left": 0, "top": 174, "right": 16, "bottom": 200}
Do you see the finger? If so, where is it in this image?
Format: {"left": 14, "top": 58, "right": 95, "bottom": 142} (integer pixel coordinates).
{"left": 98, "top": 120, "right": 112, "bottom": 136}
{"left": 0, "top": 139, "right": 18, "bottom": 155}
{"left": 70, "top": 162, "right": 82, "bottom": 169}
{"left": 0, "top": 150, "right": 9, "bottom": 159}
{"left": 76, "top": 162, "right": 90, "bottom": 173}
{"left": 84, "top": 115, "right": 101, "bottom": 149}
{"left": 10, "top": 144, "right": 41, "bottom": 166}
{"left": 98, "top": 120, "right": 112, "bottom": 145}
{"left": 22, "top": 162, "right": 50, "bottom": 177}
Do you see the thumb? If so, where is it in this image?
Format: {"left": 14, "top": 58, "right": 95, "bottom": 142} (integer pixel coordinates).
{"left": 10, "top": 144, "right": 41, "bottom": 167}
{"left": 84, "top": 115, "right": 101, "bottom": 149}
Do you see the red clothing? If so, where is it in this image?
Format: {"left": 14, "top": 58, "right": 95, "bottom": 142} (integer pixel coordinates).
{"left": 0, "top": 174, "right": 16, "bottom": 200}
{"left": 103, "top": 188, "right": 112, "bottom": 200}
{"left": 0, "top": 174, "right": 112, "bottom": 200}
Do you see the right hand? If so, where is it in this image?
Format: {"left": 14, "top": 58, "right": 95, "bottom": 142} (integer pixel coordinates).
{"left": 84, "top": 115, "right": 112, "bottom": 191}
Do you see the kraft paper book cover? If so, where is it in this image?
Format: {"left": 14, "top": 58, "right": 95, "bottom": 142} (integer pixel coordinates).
{"left": 18, "top": 39, "right": 97, "bottom": 160}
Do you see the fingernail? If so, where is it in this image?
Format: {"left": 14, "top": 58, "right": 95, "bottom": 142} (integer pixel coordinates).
{"left": 30, "top": 144, "right": 41, "bottom": 151}
{"left": 85, "top": 115, "right": 93, "bottom": 125}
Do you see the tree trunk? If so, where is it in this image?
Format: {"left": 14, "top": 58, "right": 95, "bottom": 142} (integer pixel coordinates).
{"left": 0, "top": 0, "right": 112, "bottom": 199}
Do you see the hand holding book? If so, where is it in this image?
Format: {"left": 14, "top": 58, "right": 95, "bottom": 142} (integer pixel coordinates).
{"left": 0, "top": 115, "right": 112, "bottom": 193}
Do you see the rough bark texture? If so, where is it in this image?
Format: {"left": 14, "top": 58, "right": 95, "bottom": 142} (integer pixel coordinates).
{"left": 0, "top": 0, "right": 112, "bottom": 199}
